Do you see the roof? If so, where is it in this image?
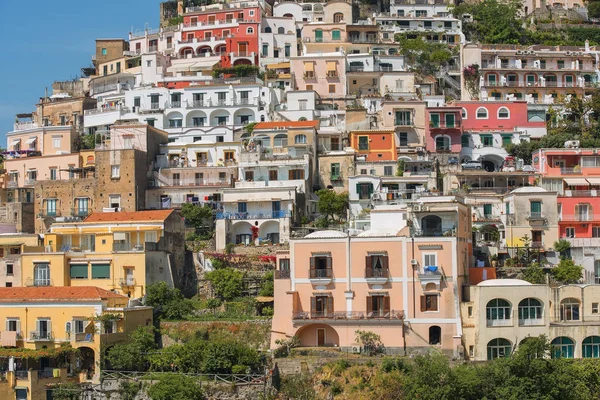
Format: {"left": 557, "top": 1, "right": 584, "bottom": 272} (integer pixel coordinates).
{"left": 254, "top": 121, "right": 319, "bottom": 129}
{"left": 304, "top": 230, "right": 347, "bottom": 239}
{"left": 510, "top": 186, "right": 547, "bottom": 194}
{"left": 357, "top": 228, "right": 399, "bottom": 237}
{"left": 477, "top": 279, "right": 532, "bottom": 287}
{"left": 83, "top": 210, "right": 174, "bottom": 223}
{"left": 0, "top": 286, "right": 126, "bottom": 302}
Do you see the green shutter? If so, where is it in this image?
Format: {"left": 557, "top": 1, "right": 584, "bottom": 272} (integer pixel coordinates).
{"left": 484, "top": 204, "right": 492, "bottom": 216}
{"left": 315, "top": 30, "right": 323, "bottom": 42}
{"left": 70, "top": 265, "right": 88, "bottom": 279}
{"left": 530, "top": 201, "right": 542, "bottom": 213}
{"left": 368, "top": 183, "right": 374, "bottom": 195}
{"left": 445, "top": 113, "right": 455, "bottom": 128}
{"left": 332, "top": 30, "right": 340, "bottom": 40}
{"left": 430, "top": 114, "right": 440, "bottom": 128}
{"left": 91, "top": 264, "right": 111, "bottom": 279}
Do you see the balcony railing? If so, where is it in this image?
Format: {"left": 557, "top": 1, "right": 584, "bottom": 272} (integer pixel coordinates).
{"left": 310, "top": 268, "right": 332, "bottom": 279}
{"left": 29, "top": 331, "right": 53, "bottom": 341}
{"left": 25, "top": 278, "right": 52, "bottom": 287}
{"left": 275, "top": 270, "right": 290, "bottom": 279}
{"left": 293, "top": 310, "right": 405, "bottom": 320}
{"left": 365, "top": 267, "right": 389, "bottom": 279}
{"left": 413, "top": 227, "right": 456, "bottom": 237}
{"left": 216, "top": 211, "right": 291, "bottom": 220}
{"left": 326, "top": 71, "right": 339, "bottom": 78}
{"left": 561, "top": 167, "right": 582, "bottom": 175}
{"left": 527, "top": 212, "right": 545, "bottom": 220}
{"left": 559, "top": 214, "right": 596, "bottom": 221}
{"left": 119, "top": 278, "right": 136, "bottom": 286}
{"left": 113, "top": 242, "right": 145, "bottom": 252}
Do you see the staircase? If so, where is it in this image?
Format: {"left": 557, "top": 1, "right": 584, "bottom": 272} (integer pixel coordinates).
{"left": 437, "top": 69, "right": 461, "bottom": 99}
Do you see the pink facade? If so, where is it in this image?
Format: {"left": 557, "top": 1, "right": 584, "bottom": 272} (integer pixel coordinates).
{"left": 271, "top": 202, "right": 471, "bottom": 355}
{"left": 454, "top": 101, "right": 545, "bottom": 132}
{"left": 425, "top": 107, "right": 463, "bottom": 153}
{"left": 290, "top": 55, "right": 347, "bottom": 98}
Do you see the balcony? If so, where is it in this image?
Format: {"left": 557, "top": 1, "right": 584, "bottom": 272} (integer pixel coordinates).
{"left": 29, "top": 331, "right": 53, "bottom": 341}
{"left": 293, "top": 310, "right": 405, "bottom": 322}
{"left": 187, "top": 100, "right": 208, "bottom": 108}
{"left": 113, "top": 242, "right": 145, "bottom": 252}
{"left": 24, "top": 179, "right": 37, "bottom": 187}
{"left": 167, "top": 101, "right": 182, "bottom": 108}
{"left": 304, "top": 72, "right": 316, "bottom": 80}
{"left": 326, "top": 71, "right": 339, "bottom": 78}
{"left": 365, "top": 267, "right": 389, "bottom": 284}
{"left": 119, "top": 278, "right": 136, "bottom": 287}
{"left": 418, "top": 266, "right": 443, "bottom": 290}
{"left": 559, "top": 214, "right": 596, "bottom": 222}
{"left": 275, "top": 270, "right": 290, "bottom": 279}
{"left": 309, "top": 268, "right": 333, "bottom": 285}
{"left": 413, "top": 227, "right": 456, "bottom": 237}
{"left": 561, "top": 167, "right": 582, "bottom": 175}
{"left": 519, "top": 317, "right": 544, "bottom": 326}
{"left": 486, "top": 318, "right": 513, "bottom": 327}
{"left": 25, "top": 278, "right": 52, "bottom": 287}
{"left": 71, "top": 332, "right": 94, "bottom": 343}
{"left": 527, "top": 212, "right": 546, "bottom": 221}
{"left": 348, "top": 66, "right": 364, "bottom": 72}
{"left": 561, "top": 190, "right": 598, "bottom": 197}
{"left": 216, "top": 211, "right": 291, "bottom": 220}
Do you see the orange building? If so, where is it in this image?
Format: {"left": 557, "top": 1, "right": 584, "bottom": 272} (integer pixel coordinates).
{"left": 350, "top": 130, "right": 396, "bottom": 162}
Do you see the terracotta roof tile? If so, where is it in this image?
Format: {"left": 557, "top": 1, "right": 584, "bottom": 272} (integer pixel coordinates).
{"left": 83, "top": 210, "right": 174, "bottom": 223}
{"left": 0, "top": 286, "right": 126, "bottom": 302}
{"left": 254, "top": 121, "right": 319, "bottom": 129}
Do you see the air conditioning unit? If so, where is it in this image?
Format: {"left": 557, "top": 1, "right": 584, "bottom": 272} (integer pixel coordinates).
{"left": 413, "top": 204, "right": 422, "bottom": 212}
{"left": 411, "top": 259, "right": 419, "bottom": 266}
{"left": 351, "top": 346, "right": 361, "bottom": 354}
{"left": 421, "top": 205, "right": 429, "bottom": 212}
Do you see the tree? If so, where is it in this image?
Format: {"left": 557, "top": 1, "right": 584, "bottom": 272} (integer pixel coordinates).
{"left": 147, "top": 374, "right": 205, "bottom": 400}
{"left": 355, "top": 330, "right": 385, "bottom": 356}
{"left": 259, "top": 271, "right": 274, "bottom": 297}
{"left": 521, "top": 263, "right": 547, "bottom": 284}
{"left": 49, "top": 383, "right": 83, "bottom": 400}
{"left": 452, "top": 0, "right": 525, "bottom": 44}
{"left": 316, "top": 189, "right": 348, "bottom": 226}
{"left": 206, "top": 268, "right": 245, "bottom": 301}
{"left": 589, "top": 1, "right": 600, "bottom": 18}
{"left": 145, "top": 282, "right": 193, "bottom": 320}
{"left": 180, "top": 203, "right": 213, "bottom": 229}
{"left": 554, "top": 239, "right": 571, "bottom": 258}
{"left": 552, "top": 258, "right": 583, "bottom": 284}
{"left": 106, "top": 327, "right": 156, "bottom": 371}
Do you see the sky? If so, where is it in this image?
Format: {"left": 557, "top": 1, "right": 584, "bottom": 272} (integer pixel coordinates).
{"left": 0, "top": 0, "right": 161, "bottom": 145}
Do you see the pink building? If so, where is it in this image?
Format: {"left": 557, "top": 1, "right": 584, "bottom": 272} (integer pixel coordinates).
{"left": 290, "top": 53, "right": 347, "bottom": 99}
{"left": 425, "top": 106, "right": 463, "bottom": 153}
{"left": 271, "top": 197, "right": 471, "bottom": 356}
{"left": 454, "top": 101, "right": 545, "bottom": 134}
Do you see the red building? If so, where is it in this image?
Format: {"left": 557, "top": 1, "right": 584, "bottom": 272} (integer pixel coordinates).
{"left": 453, "top": 101, "right": 546, "bottom": 133}
{"left": 179, "top": 3, "right": 261, "bottom": 67}
{"left": 425, "top": 106, "right": 463, "bottom": 153}
{"left": 533, "top": 148, "right": 600, "bottom": 239}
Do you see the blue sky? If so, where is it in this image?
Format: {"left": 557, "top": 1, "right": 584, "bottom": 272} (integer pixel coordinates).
{"left": 0, "top": 0, "right": 161, "bottom": 145}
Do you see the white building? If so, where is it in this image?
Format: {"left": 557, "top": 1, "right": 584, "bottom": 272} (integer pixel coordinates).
{"left": 260, "top": 17, "right": 298, "bottom": 66}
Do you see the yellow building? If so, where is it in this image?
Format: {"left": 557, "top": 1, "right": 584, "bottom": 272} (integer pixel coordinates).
{"left": 0, "top": 234, "right": 40, "bottom": 288}
{"left": 0, "top": 286, "right": 152, "bottom": 398}
{"left": 21, "top": 210, "right": 185, "bottom": 298}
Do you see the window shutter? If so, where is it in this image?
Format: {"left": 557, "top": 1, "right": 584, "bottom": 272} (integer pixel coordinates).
{"left": 327, "top": 297, "right": 334, "bottom": 315}
{"left": 326, "top": 257, "right": 332, "bottom": 270}
{"left": 365, "top": 256, "right": 372, "bottom": 270}
{"left": 420, "top": 296, "right": 426, "bottom": 312}
{"left": 574, "top": 204, "right": 580, "bottom": 215}
{"left": 431, "top": 295, "right": 438, "bottom": 311}
{"left": 288, "top": 170, "right": 293, "bottom": 180}
{"left": 311, "top": 297, "right": 316, "bottom": 314}
{"left": 384, "top": 296, "right": 391, "bottom": 314}
{"left": 300, "top": 170, "right": 305, "bottom": 179}
{"left": 310, "top": 257, "right": 315, "bottom": 270}
{"left": 383, "top": 256, "right": 389, "bottom": 270}
{"left": 5, "top": 320, "right": 8, "bottom": 331}
{"left": 36, "top": 320, "right": 40, "bottom": 334}
{"left": 47, "top": 320, "right": 52, "bottom": 338}
{"left": 367, "top": 296, "right": 372, "bottom": 314}
{"left": 16, "top": 320, "right": 20, "bottom": 335}
{"left": 368, "top": 183, "right": 374, "bottom": 196}
{"left": 356, "top": 183, "right": 360, "bottom": 194}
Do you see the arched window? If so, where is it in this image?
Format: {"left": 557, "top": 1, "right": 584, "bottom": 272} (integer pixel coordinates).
{"left": 65, "top": 321, "right": 72, "bottom": 335}
{"left": 551, "top": 337, "right": 575, "bottom": 358}
{"left": 302, "top": 5, "right": 312, "bottom": 11}
{"left": 295, "top": 134, "right": 307, "bottom": 144}
{"left": 487, "top": 338, "right": 512, "bottom": 360}
{"left": 560, "top": 298, "right": 580, "bottom": 321}
{"left": 498, "top": 107, "right": 510, "bottom": 119}
{"left": 278, "top": 27, "right": 285, "bottom": 34}
{"left": 273, "top": 134, "right": 288, "bottom": 147}
{"left": 435, "top": 135, "right": 450, "bottom": 151}
{"left": 429, "top": 326, "right": 441, "bottom": 345}
{"left": 420, "top": 215, "right": 442, "bottom": 236}
{"left": 254, "top": 135, "right": 270, "bottom": 148}
{"left": 462, "top": 108, "right": 467, "bottom": 119}
{"left": 518, "top": 298, "right": 543, "bottom": 325}
{"left": 33, "top": 263, "right": 50, "bottom": 286}
{"left": 583, "top": 336, "right": 600, "bottom": 358}
{"left": 486, "top": 299, "right": 511, "bottom": 325}
{"left": 264, "top": 27, "right": 272, "bottom": 33}
{"left": 333, "top": 12, "right": 344, "bottom": 23}
{"left": 247, "top": 27, "right": 254, "bottom": 35}
{"left": 476, "top": 107, "right": 488, "bottom": 119}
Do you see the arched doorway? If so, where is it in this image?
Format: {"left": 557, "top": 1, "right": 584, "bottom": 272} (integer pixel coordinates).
{"left": 429, "top": 326, "right": 441, "bottom": 345}
{"left": 421, "top": 215, "right": 442, "bottom": 236}
{"left": 296, "top": 324, "right": 339, "bottom": 347}
{"left": 77, "top": 346, "right": 96, "bottom": 380}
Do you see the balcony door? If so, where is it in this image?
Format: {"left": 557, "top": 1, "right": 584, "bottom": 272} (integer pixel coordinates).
{"left": 37, "top": 319, "right": 50, "bottom": 339}
{"left": 311, "top": 295, "right": 333, "bottom": 318}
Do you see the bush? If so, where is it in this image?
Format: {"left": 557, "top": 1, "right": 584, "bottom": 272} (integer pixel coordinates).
{"left": 261, "top": 306, "right": 274, "bottom": 317}
{"left": 259, "top": 271, "right": 274, "bottom": 297}
{"left": 206, "top": 268, "right": 245, "bottom": 301}
{"left": 232, "top": 364, "right": 248, "bottom": 374}
{"left": 552, "top": 258, "right": 583, "bottom": 284}
{"left": 106, "top": 327, "right": 156, "bottom": 371}
{"left": 146, "top": 282, "right": 193, "bottom": 320}
{"left": 147, "top": 374, "right": 204, "bottom": 400}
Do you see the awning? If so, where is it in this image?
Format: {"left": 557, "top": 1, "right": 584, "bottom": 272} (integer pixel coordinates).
{"left": 26, "top": 137, "right": 37, "bottom": 144}
{"left": 587, "top": 178, "right": 600, "bottom": 185}
{"left": 564, "top": 178, "right": 589, "bottom": 186}
{"left": 167, "top": 59, "right": 219, "bottom": 73}
{"left": 304, "top": 62, "right": 314, "bottom": 72}
{"left": 255, "top": 296, "right": 274, "bottom": 302}
{"left": 326, "top": 61, "right": 337, "bottom": 71}
{"left": 266, "top": 62, "right": 290, "bottom": 70}
{"left": 11, "top": 139, "right": 20, "bottom": 146}
{"left": 113, "top": 232, "right": 127, "bottom": 241}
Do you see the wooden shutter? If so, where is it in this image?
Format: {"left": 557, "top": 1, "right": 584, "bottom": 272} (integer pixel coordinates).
{"left": 326, "top": 256, "right": 332, "bottom": 271}
{"left": 420, "top": 296, "right": 426, "bottom": 312}
{"left": 365, "top": 255, "right": 372, "bottom": 270}
{"left": 36, "top": 320, "right": 40, "bottom": 335}
{"left": 311, "top": 297, "right": 316, "bottom": 314}
{"left": 300, "top": 170, "right": 305, "bottom": 179}
{"left": 431, "top": 295, "right": 438, "bottom": 311}
{"left": 367, "top": 296, "right": 372, "bottom": 314}
{"left": 47, "top": 320, "right": 52, "bottom": 338}
{"left": 289, "top": 170, "right": 294, "bottom": 180}
{"left": 384, "top": 296, "right": 390, "bottom": 314}
{"left": 5, "top": 320, "right": 8, "bottom": 331}
{"left": 327, "top": 297, "right": 334, "bottom": 315}
{"left": 382, "top": 256, "right": 389, "bottom": 271}
{"left": 310, "top": 257, "right": 315, "bottom": 270}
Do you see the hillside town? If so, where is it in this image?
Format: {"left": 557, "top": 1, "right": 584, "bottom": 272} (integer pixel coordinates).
{"left": 5, "top": 0, "right": 600, "bottom": 398}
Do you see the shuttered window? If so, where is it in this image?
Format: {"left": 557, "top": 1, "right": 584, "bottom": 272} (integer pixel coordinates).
{"left": 420, "top": 294, "right": 439, "bottom": 312}
{"left": 70, "top": 264, "right": 88, "bottom": 279}
{"left": 91, "top": 264, "right": 110, "bottom": 279}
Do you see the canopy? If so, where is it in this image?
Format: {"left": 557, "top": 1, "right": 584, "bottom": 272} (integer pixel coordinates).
{"left": 11, "top": 139, "right": 20, "bottom": 146}
{"left": 586, "top": 178, "right": 600, "bottom": 185}
{"left": 304, "top": 62, "right": 314, "bottom": 72}
{"left": 26, "top": 137, "right": 37, "bottom": 144}
{"left": 266, "top": 62, "right": 290, "bottom": 70}
{"left": 167, "top": 59, "right": 219, "bottom": 73}
{"left": 564, "top": 178, "right": 589, "bottom": 186}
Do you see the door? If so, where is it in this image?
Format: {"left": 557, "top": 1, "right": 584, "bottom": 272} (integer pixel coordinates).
{"left": 40, "top": 357, "right": 50, "bottom": 370}
{"left": 554, "top": 159, "right": 565, "bottom": 169}
{"left": 272, "top": 201, "right": 281, "bottom": 217}
{"left": 38, "top": 320, "right": 48, "bottom": 339}
{"left": 531, "top": 231, "right": 542, "bottom": 247}
{"left": 238, "top": 42, "right": 248, "bottom": 55}
{"left": 317, "top": 328, "right": 326, "bottom": 346}
{"left": 126, "top": 268, "right": 134, "bottom": 285}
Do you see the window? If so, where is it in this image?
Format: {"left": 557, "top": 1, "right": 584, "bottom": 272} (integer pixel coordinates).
{"left": 583, "top": 336, "right": 600, "bottom": 358}
{"left": 46, "top": 199, "right": 57, "bottom": 217}
{"left": 245, "top": 171, "right": 254, "bottom": 181}
{"left": 311, "top": 295, "right": 333, "bottom": 317}
{"left": 111, "top": 165, "right": 120, "bottom": 179}
{"left": 429, "top": 326, "right": 441, "bottom": 345}
{"left": 249, "top": 9, "right": 255, "bottom": 16}
{"left": 6, "top": 264, "right": 13, "bottom": 276}
{"left": 518, "top": 298, "right": 543, "bottom": 324}
{"left": 398, "top": 132, "right": 408, "bottom": 146}
{"left": 384, "top": 166, "right": 393, "bottom": 176}
{"left": 461, "top": 134, "right": 470, "bottom": 148}
{"left": 269, "top": 170, "right": 278, "bottom": 181}
{"left": 333, "top": 12, "right": 344, "bottom": 23}
{"left": 358, "top": 136, "right": 369, "bottom": 150}
{"left": 486, "top": 299, "right": 511, "bottom": 323}
{"left": 315, "top": 29, "right": 323, "bottom": 42}
{"left": 92, "top": 264, "right": 111, "bottom": 279}
{"left": 192, "top": 117, "right": 205, "bottom": 127}
{"left": 109, "top": 195, "right": 121, "bottom": 209}
{"left": 5, "top": 318, "right": 20, "bottom": 334}
{"left": 217, "top": 116, "right": 228, "bottom": 126}
{"left": 306, "top": 85, "right": 313, "bottom": 91}
{"left": 395, "top": 111, "right": 412, "bottom": 126}
{"left": 217, "top": 136, "right": 224, "bottom": 143}
{"left": 487, "top": 338, "right": 512, "bottom": 360}
{"left": 310, "top": 255, "right": 332, "bottom": 278}
{"left": 332, "top": 30, "right": 341, "bottom": 40}
{"left": 481, "top": 134, "right": 493, "bottom": 147}
{"left": 476, "top": 107, "right": 489, "bottom": 119}
{"left": 274, "top": 134, "right": 288, "bottom": 147}
{"left": 77, "top": 198, "right": 89, "bottom": 216}
{"left": 462, "top": 108, "right": 467, "bottom": 119}
{"left": 560, "top": 298, "right": 580, "bottom": 321}
{"left": 247, "top": 27, "right": 254, "bottom": 34}
{"left": 366, "top": 254, "right": 389, "bottom": 277}
{"left": 566, "top": 227, "right": 575, "bottom": 238}
{"left": 593, "top": 303, "right": 599, "bottom": 314}
{"left": 445, "top": 113, "right": 455, "bottom": 128}
{"left": 424, "top": 253, "right": 437, "bottom": 267}
{"left": 70, "top": 264, "right": 88, "bottom": 279}
{"left": 330, "top": 163, "right": 341, "bottom": 180}
{"left": 435, "top": 136, "right": 450, "bottom": 151}
{"left": 530, "top": 200, "right": 542, "bottom": 218}
{"left": 367, "top": 295, "right": 390, "bottom": 317}
{"left": 169, "top": 119, "right": 182, "bottom": 128}
{"left": 551, "top": 337, "right": 575, "bottom": 359}
{"left": 430, "top": 113, "right": 440, "bottom": 128}
{"left": 285, "top": 44, "right": 291, "bottom": 57}
{"left": 357, "top": 182, "right": 373, "bottom": 199}
{"left": 237, "top": 202, "right": 247, "bottom": 213}
{"left": 502, "top": 134, "right": 512, "bottom": 147}
{"left": 33, "top": 263, "right": 50, "bottom": 286}
{"left": 295, "top": 134, "right": 307, "bottom": 144}
{"left": 329, "top": 84, "right": 335, "bottom": 93}
{"left": 5, "top": 283, "right": 11, "bottom": 287}
{"left": 420, "top": 294, "right": 438, "bottom": 312}
{"left": 299, "top": 100, "right": 307, "bottom": 111}
{"left": 289, "top": 169, "right": 304, "bottom": 180}
{"left": 53, "top": 137, "right": 61, "bottom": 148}
{"left": 498, "top": 107, "right": 510, "bottom": 119}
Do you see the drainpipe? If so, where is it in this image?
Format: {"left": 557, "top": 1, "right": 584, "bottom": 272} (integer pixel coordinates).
{"left": 412, "top": 236, "right": 416, "bottom": 318}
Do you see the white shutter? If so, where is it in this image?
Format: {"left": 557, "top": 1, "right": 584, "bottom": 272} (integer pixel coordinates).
{"left": 5, "top": 319, "right": 8, "bottom": 331}
{"left": 47, "top": 320, "right": 52, "bottom": 339}
{"left": 36, "top": 320, "right": 40, "bottom": 335}
{"left": 16, "top": 320, "right": 20, "bottom": 335}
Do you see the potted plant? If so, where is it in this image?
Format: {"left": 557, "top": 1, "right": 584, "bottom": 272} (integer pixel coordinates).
{"left": 490, "top": 254, "right": 498, "bottom": 268}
